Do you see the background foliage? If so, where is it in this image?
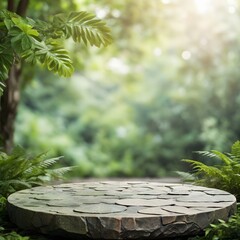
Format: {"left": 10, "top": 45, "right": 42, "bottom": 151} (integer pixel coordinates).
{"left": 6, "top": 0, "right": 240, "bottom": 178}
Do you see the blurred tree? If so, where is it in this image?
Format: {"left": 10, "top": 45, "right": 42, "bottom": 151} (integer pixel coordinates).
{"left": 0, "top": 0, "right": 112, "bottom": 152}
{"left": 14, "top": 0, "right": 240, "bottom": 177}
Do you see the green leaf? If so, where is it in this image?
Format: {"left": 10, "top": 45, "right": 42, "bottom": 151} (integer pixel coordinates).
{"left": 0, "top": 9, "right": 113, "bottom": 94}
{"left": 231, "top": 141, "right": 240, "bottom": 159}
{"left": 52, "top": 11, "right": 113, "bottom": 47}
{"left": 175, "top": 171, "right": 195, "bottom": 181}
{"left": 34, "top": 40, "right": 74, "bottom": 77}
{"left": 11, "top": 17, "right": 39, "bottom": 36}
{"left": 194, "top": 150, "right": 218, "bottom": 159}
{"left": 21, "top": 35, "right": 32, "bottom": 50}
{"left": 211, "top": 150, "right": 232, "bottom": 165}
{"left": 39, "top": 156, "right": 63, "bottom": 168}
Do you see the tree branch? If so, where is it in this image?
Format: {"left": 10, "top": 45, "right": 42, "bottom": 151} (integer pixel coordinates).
{"left": 7, "top": 0, "right": 15, "bottom": 12}
{"left": 16, "top": 0, "right": 29, "bottom": 16}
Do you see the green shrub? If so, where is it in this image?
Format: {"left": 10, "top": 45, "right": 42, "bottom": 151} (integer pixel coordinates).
{"left": 178, "top": 140, "right": 240, "bottom": 201}
{"left": 0, "top": 229, "right": 29, "bottom": 240}
{"left": 0, "top": 146, "right": 72, "bottom": 198}
{"left": 0, "top": 147, "right": 72, "bottom": 239}
{"left": 189, "top": 205, "right": 240, "bottom": 240}
{"left": 179, "top": 141, "right": 240, "bottom": 239}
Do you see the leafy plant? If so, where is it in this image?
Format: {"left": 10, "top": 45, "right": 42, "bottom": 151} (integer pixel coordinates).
{"left": 0, "top": 233, "right": 29, "bottom": 240}
{"left": 0, "top": 9, "right": 113, "bottom": 94}
{"left": 178, "top": 140, "right": 240, "bottom": 201}
{"left": 0, "top": 228, "right": 29, "bottom": 240}
{"left": 0, "top": 147, "right": 72, "bottom": 239}
{"left": 188, "top": 205, "right": 240, "bottom": 240}
{"left": 0, "top": 146, "right": 72, "bottom": 198}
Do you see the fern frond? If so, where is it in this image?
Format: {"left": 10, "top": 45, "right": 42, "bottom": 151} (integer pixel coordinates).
{"left": 2, "top": 180, "right": 32, "bottom": 189}
{"left": 175, "top": 171, "right": 196, "bottom": 182}
{"left": 231, "top": 140, "right": 240, "bottom": 160}
{"left": 53, "top": 11, "right": 113, "bottom": 47}
{"left": 38, "top": 156, "right": 63, "bottom": 168}
{"left": 183, "top": 159, "right": 223, "bottom": 177}
{"left": 11, "top": 145, "right": 26, "bottom": 156}
{"left": 34, "top": 40, "right": 74, "bottom": 77}
{"left": 211, "top": 150, "right": 232, "bottom": 165}
{"left": 0, "top": 180, "right": 32, "bottom": 195}
{"left": 183, "top": 140, "right": 240, "bottom": 200}
{"left": 49, "top": 166, "right": 74, "bottom": 178}
{"left": 194, "top": 150, "right": 218, "bottom": 159}
{"left": 0, "top": 146, "right": 72, "bottom": 197}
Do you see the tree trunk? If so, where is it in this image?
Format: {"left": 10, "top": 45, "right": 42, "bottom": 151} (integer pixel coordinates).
{"left": 0, "top": 0, "right": 29, "bottom": 152}
{"left": 0, "top": 66, "right": 21, "bottom": 153}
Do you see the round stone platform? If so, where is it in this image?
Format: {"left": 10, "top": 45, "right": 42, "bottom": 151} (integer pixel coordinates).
{"left": 7, "top": 181, "right": 236, "bottom": 239}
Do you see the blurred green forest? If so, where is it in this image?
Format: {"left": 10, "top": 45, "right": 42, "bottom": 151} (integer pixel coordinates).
{"left": 10, "top": 0, "right": 240, "bottom": 177}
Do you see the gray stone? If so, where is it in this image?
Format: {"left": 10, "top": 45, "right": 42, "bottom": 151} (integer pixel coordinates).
{"left": 168, "top": 190, "right": 189, "bottom": 195}
{"left": 162, "top": 206, "right": 204, "bottom": 215}
{"left": 175, "top": 201, "right": 232, "bottom": 208}
{"left": 74, "top": 203, "right": 127, "bottom": 214}
{"left": 116, "top": 198, "right": 175, "bottom": 207}
{"left": 138, "top": 207, "right": 174, "bottom": 215}
{"left": 204, "top": 189, "right": 231, "bottom": 195}
{"left": 7, "top": 181, "right": 236, "bottom": 239}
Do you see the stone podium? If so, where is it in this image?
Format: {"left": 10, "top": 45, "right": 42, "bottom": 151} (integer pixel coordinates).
{"left": 7, "top": 181, "right": 236, "bottom": 239}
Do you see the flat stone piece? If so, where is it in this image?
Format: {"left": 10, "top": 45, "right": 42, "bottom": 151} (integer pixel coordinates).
{"left": 162, "top": 206, "right": 203, "bottom": 215}
{"left": 204, "top": 189, "right": 233, "bottom": 195}
{"left": 177, "top": 193, "right": 236, "bottom": 202}
{"left": 175, "top": 201, "right": 231, "bottom": 208}
{"left": 116, "top": 198, "right": 175, "bottom": 207}
{"left": 7, "top": 181, "right": 236, "bottom": 239}
{"left": 168, "top": 190, "right": 189, "bottom": 195}
{"left": 46, "top": 200, "right": 80, "bottom": 207}
{"left": 74, "top": 203, "right": 127, "bottom": 214}
{"left": 138, "top": 207, "right": 177, "bottom": 215}
{"left": 32, "top": 195, "right": 65, "bottom": 201}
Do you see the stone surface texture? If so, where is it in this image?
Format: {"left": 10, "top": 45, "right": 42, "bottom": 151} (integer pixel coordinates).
{"left": 7, "top": 181, "right": 236, "bottom": 239}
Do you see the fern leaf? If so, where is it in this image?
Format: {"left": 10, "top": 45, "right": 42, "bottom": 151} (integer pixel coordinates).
{"left": 194, "top": 150, "right": 218, "bottom": 159}
{"left": 183, "top": 159, "right": 222, "bottom": 177}
{"left": 231, "top": 141, "right": 240, "bottom": 159}
{"left": 53, "top": 11, "right": 113, "bottom": 47}
{"left": 211, "top": 150, "right": 233, "bottom": 165}
{"left": 11, "top": 145, "right": 26, "bottom": 156}
{"left": 49, "top": 166, "right": 73, "bottom": 178}
{"left": 175, "top": 171, "right": 196, "bottom": 182}
{"left": 34, "top": 40, "right": 74, "bottom": 77}
{"left": 0, "top": 179, "right": 32, "bottom": 190}
{"left": 39, "top": 156, "right": 63, "bottom": 168}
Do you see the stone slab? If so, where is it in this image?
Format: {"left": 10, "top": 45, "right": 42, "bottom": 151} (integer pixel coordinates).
{"left": 7, "top": 181, "right": 237, "bottom": 239}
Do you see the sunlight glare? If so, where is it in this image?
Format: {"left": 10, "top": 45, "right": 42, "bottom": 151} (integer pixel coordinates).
{"left": 153, "top": 48, "right": 162, "bottom": 57}
{"left": 228, "top": 6, "right": 236, "bottom": 14}
{"left": 227, "top": 0, "right": 238, "bottom": 14}
{"left": 194, "top": 0, "right": 211, "bottom": 14}
{"left": 112, "top": 9, "right": 121, "bottom": 18}
{"left": 108, "top": 58, "right": 130, "bottom": 75}
{"left": 161, "top": 0, "right": 171, "bottom": 4}
{"left": 95, "top": 7, "right": 109, "bottom": 19}
{"left": 181, "top": 51, "right": 191, "bottom": 61}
